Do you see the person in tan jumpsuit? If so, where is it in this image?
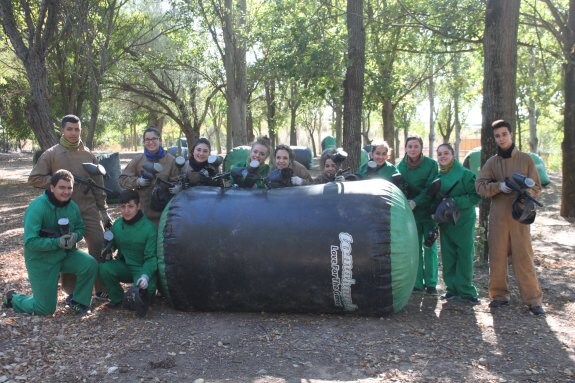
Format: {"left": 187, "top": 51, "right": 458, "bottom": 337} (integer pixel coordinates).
{"left": 28, "top": 115, "right": 111, "bottom": 299}
{"left": 475, "top": 119, "right": 545, "bottom": 315}
{"left": 118, "top": 127, "right": 179, "bottom": 226}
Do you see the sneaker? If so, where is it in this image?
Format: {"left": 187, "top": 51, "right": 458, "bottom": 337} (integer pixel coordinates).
{"left": 94, "top": 291, "right": 110, "bottom": 301}
{"left": 65, "top": 294, "right": 74, "bottom": 306}
{"left": 441, "top": 292, "right": 457, "bottom": 300}
{"left": 489, "top": 299, "right": 509, "bottom": 308}
{"left": 412, "top": 287, "right": 425, "bottom": 293}
{"left": 461, "top": 296, "right": 481, "bottom": 305}
{"left": 529, "top": 305, "right": 545, "bottom": 316}
{"left": 69, "top": 301, "right": 91, "bottom": 316}
{"left": 426, "top": 287, "right": 439, "bottom": 296}
{"left": 2, "top": 290, "right": 16, "bottom": 308}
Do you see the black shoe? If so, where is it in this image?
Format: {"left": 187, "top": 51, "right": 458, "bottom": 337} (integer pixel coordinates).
{"left": 2, "top": 290, "right": 16, "bottom": 308}
{"left": 94, "top": 291, "right": 110, "bottom": 301}
{"left": 441, "top": 292, "right": 457, "bottom": 300}
{"left": 69, "top": 301, "right": 91, "bottom": 316}
{"left": 65, "top": 294, "right": 74, "bottom": 306}
{"left": 489, "top": 299, "right": 509, "bottom": 308}
{"left": 426, "top": 287, "right": 438, "bottom": 296}
{"left": 461, "top": 296, "right": 481, "bottom": 305}
{"left": 104, "top": 301, "right": 122, "bottom": 310}
{"left": 413, "top": 287, "right": 424, "bottom": 293}
{"left": 529, "top": 305, "right": 545, "bottom": 316}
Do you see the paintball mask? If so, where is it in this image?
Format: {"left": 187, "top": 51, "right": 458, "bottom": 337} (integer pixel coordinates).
{"left": 512, "top": 194, "right": 537, "bottom": 224}
{"left": 433, "top": 197, "right": 460, "bottom": 224}
{"left": 424, "top": 227, "right": 440, "bottom": 248}
{"left": 123, "top": 286, "right": 149, "bottom": 317}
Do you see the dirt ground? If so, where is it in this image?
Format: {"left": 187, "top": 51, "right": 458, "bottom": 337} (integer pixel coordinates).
{"left": 1, "top": 152, "right": 574, "bottom": 383}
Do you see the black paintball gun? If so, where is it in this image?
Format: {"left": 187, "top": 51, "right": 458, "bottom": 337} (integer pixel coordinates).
{"left": 141, "top": 162, "right": 163, "bottom": 182}
{"left": 504, "top": 173, "right": 543, "bottom": 207}
{"left": 39, "top": 217, "right": 70, "bottom": 239}
{"left": 101, "top": 229, "right": 115, "bottom": 261}
{"left": 74, "top": 163, "right": 112, "bottom": 195}
{"left": 265, "top": 167, "right": 294, "bottom": 188}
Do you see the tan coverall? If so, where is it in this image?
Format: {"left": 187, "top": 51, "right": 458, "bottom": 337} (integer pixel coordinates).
{"left": 475, "top": 148, "right": 542, "bottom": 306}
{"left": 118, "top": 153, "right": 180, "bottom": 225}
{"left": 28, "top": 144, "right": 108, "bottom": 294}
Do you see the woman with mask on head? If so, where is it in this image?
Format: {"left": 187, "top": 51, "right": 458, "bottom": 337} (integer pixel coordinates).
{"left": 397, "top": 135, "right": 439, "bottom": 295}
{"left": 432, "top": 143, "right": 481, "bottom": 304}
{"left": 119, "top": 127, "right": 179, "bottom": 226}
{"left": 358, "top": 140, "right": 400, "bottom": 182}
{"left": 231, "top": 136, "right": 272, "bottom": 189}
{"left": 268, "top": 144, "right": 312, "bottom": 188}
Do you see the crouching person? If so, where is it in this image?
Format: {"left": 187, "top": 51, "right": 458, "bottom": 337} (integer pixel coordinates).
{"left": 99, "top": 189, "right": 157, "bottom": 315}
{"left": 2, "top": 170, "right": 97, "bottom": 316}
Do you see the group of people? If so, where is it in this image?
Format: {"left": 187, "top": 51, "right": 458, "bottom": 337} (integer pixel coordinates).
{"left": 1, "top": 115, "right": 545, "bottom": 317}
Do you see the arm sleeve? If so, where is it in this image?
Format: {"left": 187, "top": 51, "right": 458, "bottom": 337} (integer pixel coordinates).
{"left": 453, "top": 172, "right": 481, "bottom": 210}
{"left": 23, "top": 203, "right": 60, "bottom": 252}
{"left": 475, "top": 160, "right": 500, "bottom": 198}
{"left": 141, "top": 225, "right": 158, "bottom": 278}
{"left": 119, "top": 158, "right": 141, "bottom": 190}
{"left": 413, "top": 162, "right": 438, "bottom": 207}
{"left": 70, "top": 203, "right": 86, "bottom": 242}
{"left": 28, "top": 152, "right": 53, "bottom": 190}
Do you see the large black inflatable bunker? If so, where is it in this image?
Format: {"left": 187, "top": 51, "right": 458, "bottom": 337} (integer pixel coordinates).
{"left": 157, "top": 179, "right": 418, "bottom": 316}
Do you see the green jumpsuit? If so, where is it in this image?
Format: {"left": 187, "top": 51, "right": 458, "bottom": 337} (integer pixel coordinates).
{"left": 98, "top": 211, "right": 158, "bottom": 306}
{"left": 397, "top": 155, "right": 439, "bottom": 291}
{"left": 11, "top": 192, "right": 98, "bottom": 315}
{"left": 433, "top": 160, "right": 480, "bottom": 299}
{"left": 357, "top": 161, "right": 399, "bottom": 181}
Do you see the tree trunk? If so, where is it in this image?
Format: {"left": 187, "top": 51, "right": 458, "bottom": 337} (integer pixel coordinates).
{"left": 334, "top": 97, "right": 343, "bottom": 147}
{"left": 560, "top": 0, "right": 575, "bottom": 219}
{"left": 382, "top": 99, "right": 395, "bottom": 162}
{"left": 0, "top": 0, "right": 60, "bottom": 150}
{"left": 265, "top": 79, "right": 277, "bottom": 148}
{"left": 342, "top": 0, "right": 365, "bottom": 171}
{"left": 479, "top": 0, "right": 521, "bottom": 260}
{"left": 428, "top": 71, "right": 435, "bottom": 158}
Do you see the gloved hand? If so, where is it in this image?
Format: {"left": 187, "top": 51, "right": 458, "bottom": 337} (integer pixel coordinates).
{"left": 335, "top": 176, "right": 345, "bottom": 182}
{"left": 291, "top": 176, "right": 304, "bottom": 186}
{"left": 169, "top": 184, "right": 182, "bottom": 195}
{"left": 499, "top": 181, "right": 512, "bottom": 194}
{"left": 100, "top": 209, "right": 112, "bottom": 229}
{"left": 58, "top": 233, "right": 78, "bottom": 250}
{"left": 137, "top": 177, "right": 151, "bottom": 187}
{"left": 137, "top": 274, "right": 149, "bottom": 290}
{"left": 408, "top": 200, "right": 417, "bottom": 210}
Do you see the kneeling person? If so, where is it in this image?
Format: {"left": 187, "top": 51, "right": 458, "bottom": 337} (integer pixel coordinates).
{"left": 3, "top": 170, "right": 98, "bottom": 316}
{"left": 99, "top": 189, "right": 158, "bottom": 310}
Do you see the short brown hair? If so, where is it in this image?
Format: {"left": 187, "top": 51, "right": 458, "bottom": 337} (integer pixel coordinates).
{"left": 50, "top": 169, "right": 74, "bottom": 186}
{"left": 491, "top": 119, "right": 512, "bottom": 133}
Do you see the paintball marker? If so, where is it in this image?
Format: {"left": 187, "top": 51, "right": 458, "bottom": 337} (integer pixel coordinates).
{"left": 265, "top": 167, "right": 294, "bottom": 188}
{"left": 331, "top": 148, "right": 348, "bottom": 165}
{"left": 38, "top": 217, "right": 69, "bottom": 238}
{"left": 141, "top": 162, "right": 163, "bottom": 181}
{"left": 229, "top": 160, "right": 262, "bottom": 188}
{"left": 101, "top": 229, "right": 114, "bottom": 261}
{"left": 74, "top": 163, "right": 113, "bottom": 195}
{"left": 504, "top": 173, "right": 543, "bottom": 207}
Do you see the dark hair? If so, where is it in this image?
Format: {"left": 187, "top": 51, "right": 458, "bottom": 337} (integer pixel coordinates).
{"left": 491, "top": 119, "right": 512, "bottom": 133}
{"left": 274, "top": 144, "right": 294, "bottom": 162}
{"left": 191, "top": 137, "right": 211, "bottom": 153}
{"left": 61, "top": 115, "right": 80, "bottom": 129}
{"left": 405, "top": 135, "right": 423, "bottom": 148}
{"left": 370, "top": 140, "right": 391, "bottom": 154}
{"left": 437, "top": 143, "right": 455, "bottom": 155}
{"left": 119, "top": 189, "right": 140, "bottom": 204}
{"left": 143, "top": 127, "right": 162, "bottom": 140}
{"left": 252, "top": 136, "right": 271, "bottom": 159}
{"left": 50, "top": 169, "right": 74, "bottom": 186}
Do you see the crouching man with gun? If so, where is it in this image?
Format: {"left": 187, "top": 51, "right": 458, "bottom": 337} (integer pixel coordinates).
{"left": 476, "top": 119, "right": 545, "bottom": 315}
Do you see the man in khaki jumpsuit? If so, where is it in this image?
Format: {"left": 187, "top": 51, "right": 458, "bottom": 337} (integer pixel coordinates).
{"left": 28, "top": 115, "right": 111, "bottom": 298}
{"left": 475, "top": 119, "right": 544, "bottom": 315}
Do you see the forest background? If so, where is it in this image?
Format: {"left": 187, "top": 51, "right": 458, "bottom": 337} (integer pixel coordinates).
{"left": 0, "top": 0, "right": 574, "bottom": 227}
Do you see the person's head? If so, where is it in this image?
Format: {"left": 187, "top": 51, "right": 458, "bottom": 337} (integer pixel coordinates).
{"left": 436, "top": 143, "right": 455, "bottom": 166}
{"left": 320, "top": 149, "right": 339, "bottom": 176}
{"left": 50, "top": 169, "right": 74, "bottom": 203}
{"left": 191, "top": 138, "right": 211, "bottom": 163}
{"left": 274, "top": 144, "right": 294, "bottom": 170}
{"left": 118, "top": 189, "right": 141, "bottom": 221}
{"left": 249, "top": 136, "right": 271, "bottom": 165}
{"left": 405, "top": 135, "right": 424, "bottom": 160}
{"left": 370, "top": 140, "right": 391, "bottom": 166}
{"left": 143, "top": 127, "right": 162, "bottom": 154}
{"left": 61, "top": 115, "right": 81, "bottom": 144}
{"left": 491, "top": 119, "right": 513, "bottom": 150}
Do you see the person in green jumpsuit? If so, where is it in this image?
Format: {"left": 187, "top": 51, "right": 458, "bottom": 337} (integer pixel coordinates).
{"left": 397, "top": 135, "right": 439, "bottom": 294}
{"left": 99, "top": 189, "right": 158, "bottom": 309}
{"left": 357, "top": 140, "right": 399, "bottom": 181}
{"left": 2, "top": 170, "right": 98, "bottom": 316}
{"left": 231, "top": 136, "right": 271, "bottom": 188}
{"left": 433, "top": 144, "right": 481, "bottom": 304}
